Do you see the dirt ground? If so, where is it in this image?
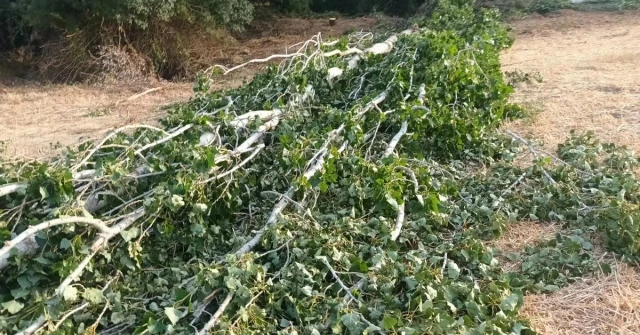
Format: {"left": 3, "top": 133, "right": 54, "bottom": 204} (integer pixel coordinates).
{"left": 499, "top": 10, "right": 640, "bottom": 335}
{"left": 0, "top": 16, "right": 388, "bottom": 158}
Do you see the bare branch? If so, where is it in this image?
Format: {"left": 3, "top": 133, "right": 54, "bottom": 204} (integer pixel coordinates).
{"left": 73, "top": 125, "right": 169, "bottom": 171}
{"left": 505, "top": 130, "right": 557, "bottom": 185}
{"left": 0, "top": 183, "right": 27, "bottom": 198}
{"left": 0, "top": 217, "right": 114, "bottom": 261}
{"left": 196, "top": 292, "right": 234, "bottom": 335}
{"left": 211, "top": 53, "right": 305, "bottom": 75}
{"left": 389, "top": 203, "right": 405, "bottom": 241}
{"left": 384, "top": 121, "right": 408, "bottom": 157}
{"left": 115, "top": 87, "right": 163, "bottom": 106}
{"left": 134, "top": 124, "right": 193, "bottom": 155}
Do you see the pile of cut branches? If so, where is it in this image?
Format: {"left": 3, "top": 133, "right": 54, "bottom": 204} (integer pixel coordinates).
{"left": 2, "top": 1, "right": 640, "bottom": 334}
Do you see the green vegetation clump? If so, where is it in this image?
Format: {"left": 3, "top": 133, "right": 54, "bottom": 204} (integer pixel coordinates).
{"left": 1, "top": 1, "right": 640, "bottom": 334}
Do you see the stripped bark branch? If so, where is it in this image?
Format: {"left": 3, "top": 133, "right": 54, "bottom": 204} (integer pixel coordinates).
{"left": 16, "top": 209, "right": 145, "bottom": 335}
{"left": 0, "top": 217, "right": 113, "bottom": 261}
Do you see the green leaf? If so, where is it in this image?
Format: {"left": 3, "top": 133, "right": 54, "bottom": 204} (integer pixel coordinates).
{"left": 83, "top": 288, "right": 105, "bottom": 305}
{"left": 319, "top": 181, "right": 328, "bottom": 193}
{"left": 499, "top": 293, "right": 521, "bottom": 312}
{"left": 111, "top": 312, "right": 126, "bottom": 324}
{"left": 1, "top": 300, "right": 24, "bottom": 314}
{"left": 544, "top": 285, "right": 560, "bottom": 292}
{"left": 60, "top": 238, "right": 72, "bottom": 250}
{"left": 279, "top": 318, "right": 292, "bottom": 327}
{"left": 382, "top": 316, "right": 398, "bottom": 329}
{"left": 63, "top": 286, "right": 79, "bottom": 302}
{"left": 164, "top": 307, "right": 183, "bottom": 325}
{"left": 39, "top": 186, "right": 49, "bottom": 200}
{"left": 301, "top": 285, "right": 313, "bottom": 296}
{"left": 447, "top": 260, "right": 460, "bottom": 279}
{"left": 11, "top": 288, "right": 29, "bottom": 299}
{"left": 466, "top": 301, "right": 482, "bottom": 318}
{"left": 34, "top": 256, "right": 52, "bottom": 265}
{"left": 226, "top": 277, "right": 241, "bottom": 291}
{"left": 120, "top": 228, "right": 139, "bottom": 242}
{"left": 599, "top": 262, "right": 612, "bottom": 275}
{"left": 341, "top": 313, "right": 359, "bottom": 328}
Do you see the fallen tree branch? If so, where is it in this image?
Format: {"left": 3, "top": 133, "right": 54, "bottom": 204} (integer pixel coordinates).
{"left": 134, "top": 124, "right": 193, "bottom": 155}
{"left": 73, "top": 125, "right": 169, "bottom": 171}
{"left": 19, "top": 277, "right": 118, "bottom": 335}
{"left": 0, "top": 217, "right": 113, "bottom": 261}
{"left": 0, "top": 183, "right": 27, "bottom": 197}
{"left": 383, "top": 121, "right": 408, "bottom": 157}
{"left": 17, "top": 209, "right": 145, "bottom": 335}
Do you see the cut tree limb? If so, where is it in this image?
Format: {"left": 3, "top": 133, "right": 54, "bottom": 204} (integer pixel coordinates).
{"left": 384, "top": 121, "right": 408, "bottom": 157}
{"left": 0, "top": 217, "right": 113, "bottom": 262}
{"left": 0, "top": 183, "right": 27, "bottom": 197}
{"left": 17, "top": 208, "right": 145, "bottom": 335}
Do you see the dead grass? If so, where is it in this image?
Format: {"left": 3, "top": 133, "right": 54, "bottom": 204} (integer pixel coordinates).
{"left": 493, "top": 220, "right": 640, "bottom": 335}
{"left": 494, "top": 221, "right": 562, "bottom": 254}
{"left": 492, "top": 221, "right": 562, "bottom": 272}
{"left": 521, "top": 261, "right": 640, "bottom": 335}
{"left": 502, "top": 10, "right": 640, "bottom": 153}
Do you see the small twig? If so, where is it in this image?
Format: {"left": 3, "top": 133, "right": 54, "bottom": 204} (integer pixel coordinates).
{"left": 191, "top": 288, "right": 222, "bottom": 326}
{"left": 505, "top": 130, "right": 557, "bottom": 185}
{"left": 320, "top": 257, "right": 385, "bottom": 334}
{"left": 440, "top": 252, "right": 448, "bottom": 277}
{"left": 86, "top": 301, "right": 110, "bottom": 334}
{"left": 115, "top": 87, "right": 163, "bottom": 106}
{"left": 134, "top": 124, "right": 193, "bottom": 155}
{"left": 365, "top": 121, "right": 381, "bottom": 160}
{"left": 501, "top": 172, "right": 527, "bottom": 196}
{"left": 321, "top": 257, "right": 360, "bottom": 304}
{"left": 202, "top": 144, "right": 265, "bottom": 184}
{"left": 258, "top": 240, "right": 291, "bottom": 258}
{"left": 197, "top": 292, "right": 234, "bottom": 335}
{"left": 53, "top": 302, "right": 89, "bottom": 330}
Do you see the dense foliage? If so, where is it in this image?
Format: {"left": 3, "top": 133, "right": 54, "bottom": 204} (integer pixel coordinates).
{"left": 2, "top": 1, "right": 640, "bottom": 334}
